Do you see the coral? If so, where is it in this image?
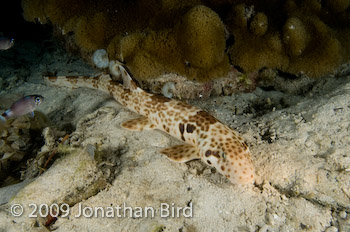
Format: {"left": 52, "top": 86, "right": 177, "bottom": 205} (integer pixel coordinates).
{"left": 130, "top": 49, "right": 169, "bottom": 79}
{"left": 249, "top": 12, "right": 268, "bottom": 36}
{"left": 107, "top": 33, "right": 144, "bottom": 62}
{"left": 21, "top": 0, "right": 230, "bottom": 82}
{"left": 127, "top": 6, "right": 230, "bottom": 81}
{"left": 21, "top": 0, "right": 350, "bottom": 83}
{"left": 0, "top": 116, "right": 31, "bottom": 165}
{"left": 21, "top": 0, "right": 47, "bottom": 24}
{"left": 74, "top": 13, "right": 111, "bottom": 53}
{"left": 0, "top": 113, "right": 48, "bottom": 184}
{"left": 285, "top": 16, "right": 343, "bottom": 77}
{"left": 177, "top": 5, "right": 226, "bottom": 69}
{"left": 325, "top": 0, "right": 350, "bottom": 13}
{"left": 282, "top": 17, "right": 309, "bottom": 56}
{"left": 227, "top": 0, "right": 350, "bottom": 77}
{"left": 124, "top": 29, "right": 182, "bottom": 80}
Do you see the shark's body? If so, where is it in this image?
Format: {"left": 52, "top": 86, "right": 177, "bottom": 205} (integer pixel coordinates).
{"left": 45, "top": 65, "right": 255, "bottom": 184}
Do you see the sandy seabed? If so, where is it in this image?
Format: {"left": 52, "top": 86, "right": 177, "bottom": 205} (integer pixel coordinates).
{"left": 0, "top": 40, "right": 349, "bottom": 232}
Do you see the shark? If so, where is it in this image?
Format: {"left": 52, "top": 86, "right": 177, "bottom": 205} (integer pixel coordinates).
{"left": 44, "top": 64, "right": 255, "bottom": 184}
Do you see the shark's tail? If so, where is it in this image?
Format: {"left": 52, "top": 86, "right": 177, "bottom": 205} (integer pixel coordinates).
{"left": 44, "top": 74, "right": 114, "bottom": 94}
{"left": 43, "top": 62, "right": 144, "bottom": 114}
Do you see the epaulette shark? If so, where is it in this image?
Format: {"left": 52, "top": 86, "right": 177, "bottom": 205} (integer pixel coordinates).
{"left": 44, "top": 65, "right": 255, "bottom": 184}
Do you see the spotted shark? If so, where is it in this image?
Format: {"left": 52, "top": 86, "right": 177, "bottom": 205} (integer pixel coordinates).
{"left": 44, "top": 65, "right": 255, "bottom": 184}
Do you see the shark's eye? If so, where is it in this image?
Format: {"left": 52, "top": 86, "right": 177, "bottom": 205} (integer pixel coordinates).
{"left": 221, "top": 151, "right": 226, "bottom": 159}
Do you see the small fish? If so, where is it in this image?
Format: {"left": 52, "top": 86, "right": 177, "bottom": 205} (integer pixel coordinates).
{"left": 0, "top": 37, "right": 15, "bottom": 50}
{"left": 0, "top": 95, "right": 44, "bottom": 122}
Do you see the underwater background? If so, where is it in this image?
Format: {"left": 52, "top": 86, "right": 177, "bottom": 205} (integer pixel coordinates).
{"left": 0, "top": 0, "right": 349, "bottom": 231}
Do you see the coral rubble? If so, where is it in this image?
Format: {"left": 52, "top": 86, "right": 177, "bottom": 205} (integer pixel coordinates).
{"left": 0, "top": 113, "right": 48, "bottom": 185}
{"left": 0, "top": 116, "right": 31, "bottom": 182}
{"left": 21, "top": 0, "right": 350, "bottom": 83}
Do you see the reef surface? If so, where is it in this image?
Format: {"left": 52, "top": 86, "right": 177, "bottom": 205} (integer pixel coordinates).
{"left": 0, "top": 30, "right": 349, "bottom": 231}
{"left": 20, "top": 0, "right": 350, "bottom": 97}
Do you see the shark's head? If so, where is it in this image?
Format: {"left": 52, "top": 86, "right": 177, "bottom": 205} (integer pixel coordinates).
{"left": 200, "top": 127, "right": 255, "bottom": 184}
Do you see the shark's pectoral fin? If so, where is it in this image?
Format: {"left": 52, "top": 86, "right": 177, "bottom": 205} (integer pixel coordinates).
{"left": 160, "top": 144, "right": 200, "bottom": 163}
{"left": 121, "top": 116, "right": 156, "bottom": 131}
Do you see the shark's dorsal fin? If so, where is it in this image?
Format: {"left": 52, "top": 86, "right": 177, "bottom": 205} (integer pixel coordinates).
{"left": 117, "top": 63, "right": 138, "bottom": 91}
